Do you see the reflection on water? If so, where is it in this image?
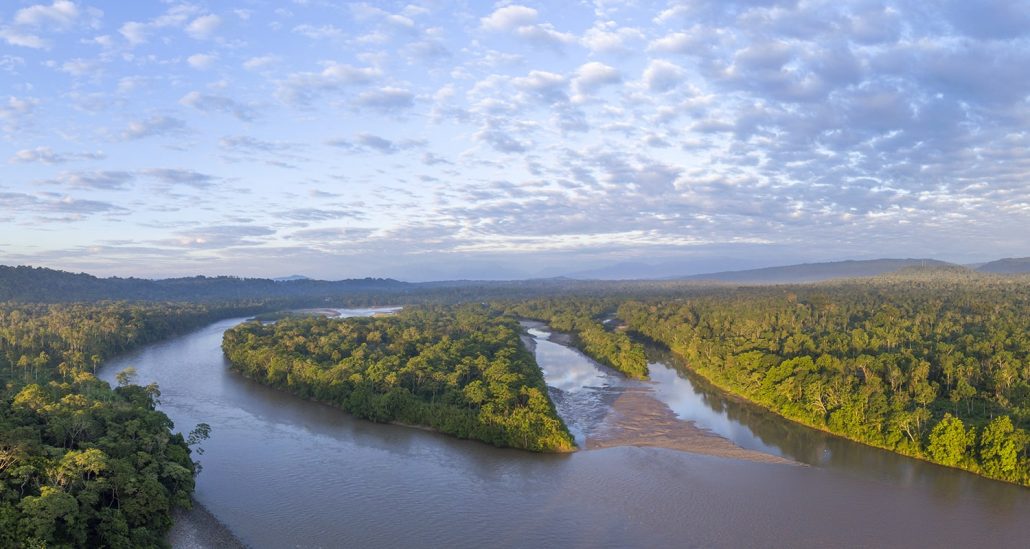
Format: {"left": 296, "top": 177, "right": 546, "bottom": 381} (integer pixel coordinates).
{"left": 643, "top": 344, "right": 1030, "bottom": 501}
{"left": 96, "top": 314, "right": 1030, "bottom": 549}
{"left": 528, "top": 326, "right": 625, "bottom": 447}
{"left": 646, "top": 361, "right": 782, "bottom": 456}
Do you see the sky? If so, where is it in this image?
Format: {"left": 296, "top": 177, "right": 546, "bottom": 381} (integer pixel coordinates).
{"left": 1, "top": 0, "right": 1028, "bottom": 281}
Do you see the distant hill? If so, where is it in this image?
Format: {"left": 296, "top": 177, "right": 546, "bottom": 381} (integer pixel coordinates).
{"left": 977, "top": 257, "right": 1030, "bottom": 274}
{"left": 0, "top": 265, "right": 407, "bottom": 303}
{"left": 273, "top": 275, "right": 311, "bottom": 282}
{"left": 677, "top": 258, "right": 956, "bottom": 284}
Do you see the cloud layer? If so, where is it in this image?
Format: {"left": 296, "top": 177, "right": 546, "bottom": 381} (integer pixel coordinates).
{"left": 2, "top": 1, "right": 1028, "bottom": 280}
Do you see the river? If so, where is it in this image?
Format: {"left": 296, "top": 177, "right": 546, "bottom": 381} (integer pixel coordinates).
{"left": 101, "top": 311, "right": 1030, "bottom": 548}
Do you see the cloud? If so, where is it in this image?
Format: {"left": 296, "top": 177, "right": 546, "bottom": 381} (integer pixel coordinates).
{"left": 276, "top": 62, "right": 381, "bottom": 106}
{"left": 354, "top": 87, "right": 415, "bottom": 112}
{"left": 186, "top": 14, "right": 221, "bottom": 39}
{"left": 0, "top": 191, "right": 129, "bottom": 220}
{"left": 0, "top": 28, "right": 45, "bottom": 50}
{"left": 279, "top": 208, "right": 365, "bottom": 221}
{"left": 119, "top": 4, "right": 203, "bottom": 46}
{"left": 481, "top": 5, "right": 538, "bottom": 31}
{"left": 121, "top": 115, "right": 186, "bottom": 140}
{"left": 293, "top": 24, "right": 343, "bottom": 40}
{"left": 326, "top": 133, "right": 426, "bottom": 154}
{"left": 141, "top": 168, "right": 217, "bottom": 188}
{"left": 180, "top": 91, "right": 254, "bottom": 121}
{"left": 165, "top": 225, "right": 276, "bottom": 248}
{"left": 581, "top": 22, "right": 644, "bottom": 54}
{"left": 58, "top": 58, "right": 97, "bottom": 76}
{"left": 14, "top": 1, "right": 81, "bottom": 28}
{"left": 9, "top": 146, "right": 104, "bottom": 164}
{"left": 1, "top": 1, "right": 99, "bottom": 49}
{"left": 514, "top": 23, "right": 576, "bottom": 49}
{"left": 0, "top": 96, "right": 40, "bottom": 133}
{"left": 642, "top": 59, "right": 686, "bottom": 92}
{"left": 572, "top": 62, "right": 621, "bottom": 98}
{"left": 480, "top": 4, "right": 573, "bottom": 50}
{"left": 40, "top": 171, "right": 134, "bottom": 190}
{"left": 118, "top": 21, "right": 148, "bottom": 45}
{"left": 220, "top": 135, "right": 296, "bottom": 153}
{"left": 187, "top": 53, "right": 217, "bottom": 69}
{"left": 243, "top": 55, "right": 280, "bottom": 70}
{"left": 475, "top": 126, "right": 527, "bottom": 153}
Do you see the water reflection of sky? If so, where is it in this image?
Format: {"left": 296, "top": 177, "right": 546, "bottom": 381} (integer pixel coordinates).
{"left": 528, "top": 327, "right": 615, "bottom": 447}
{"left": 529, "top": 328, "right": 611, "bottom": 393}
{"left": 647, "top": 362, "right": 782, "bottom": 456}
{"left": 332, "top": 306, "right": 403, "bottom": 317}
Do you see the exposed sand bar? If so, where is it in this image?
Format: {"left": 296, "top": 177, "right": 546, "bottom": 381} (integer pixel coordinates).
{"left": 586, "top": 386, "right": 795, "bottom": 465}
{"left": 524, "top": 320, "right": 795, "bottom": 465}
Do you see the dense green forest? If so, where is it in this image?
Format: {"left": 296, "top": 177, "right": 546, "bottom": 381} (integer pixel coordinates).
{"left": 222, "top": 305, "right": 575, "bottom": 452}
{"left": 612, "top": 277, "right": 1030, "bottom": 485}
{"left": 0, "top": 301, "right": 255, "bottom": 547}
{"left": 503, "top": 300, "right": 648, "bottom": 379}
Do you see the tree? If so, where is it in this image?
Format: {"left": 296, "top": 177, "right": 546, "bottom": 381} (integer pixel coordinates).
{"left": 115, "top": 366, "right": 138, "bottom": 387}
{"left": 979, "top": 416, "right": 1020, "bottom": 481}
{"left": 927, "top": 414, "right": 974, "bottom": 468}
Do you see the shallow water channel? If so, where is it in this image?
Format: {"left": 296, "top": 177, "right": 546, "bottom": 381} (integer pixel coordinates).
{"left": 100, "top": 311, "right": 1030, "bottom": 548}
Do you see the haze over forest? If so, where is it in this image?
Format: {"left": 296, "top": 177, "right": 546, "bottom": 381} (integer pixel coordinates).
{"left": 3, "top": 1, "right": 1029, "bottom": 280}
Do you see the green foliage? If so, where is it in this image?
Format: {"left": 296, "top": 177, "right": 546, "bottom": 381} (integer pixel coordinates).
{"left": 615, "top": 278, "right": 1030, "bottom": 485}
{"left": 222, "top": 305, "right": 576, "bottom": 452}
{"left": 927, "top": 414, "right": 975, "bottom": 467}
{"left": 0, "top": 301, "right": 252, "bottom": 547}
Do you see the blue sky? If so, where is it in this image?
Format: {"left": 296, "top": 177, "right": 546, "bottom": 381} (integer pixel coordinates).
{"left": 1, "top": 1, "right": 1028, "bottom": 280}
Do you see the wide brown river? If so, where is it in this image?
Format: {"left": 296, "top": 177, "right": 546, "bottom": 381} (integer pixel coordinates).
{"left": 102, "top": 311, "right": 1030, "bottom": 548}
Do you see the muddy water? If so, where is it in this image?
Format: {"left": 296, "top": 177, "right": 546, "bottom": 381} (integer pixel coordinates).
{"left": 100, "top": 313, "right": 1030, "bottom": 548}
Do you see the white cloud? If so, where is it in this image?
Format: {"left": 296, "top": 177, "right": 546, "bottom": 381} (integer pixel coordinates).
{"left": 9, "top": 146, "right": 104, "bottom": 164}
{"left": 14, "top": 1, "right": 80, "bottom": 28}
{"left": 481, "top": 5, "right": 538, "bottom": 31}
{"left": 119, "top": 21, "right": 147, "bottom": 45}
{"left": 187, "top": 53, "right": 217, "bottom": 69}
{"left": 243, "top": 55, "right": 280, "bottom": 70}
{"left": 180, "top": 91, "right": 254, "bottom": 121}
{"left": 59, "top": 58, "right": 97, "bottom": 76}
{"left": 581, "top": 23, "right": 643, "bottom": 54}
{"left": 515, "top": 23, "right": 575, "bottom": 49}
{"left": 354, "top": 87, "right": 415, "bottom": 112}
{"left": 573, "top": 62, "right": 621, "bottom": 98}
{"left": 43, "top": 170, "right": 135, "bottom": 190}
{"left": 276, "top": 62, "right": 381, "bottom": 106}
{"left": 643, "top": 59, "right": 685, "bottom": 92}
{"left": 186, "top": 14, "right": 222, "bottom": 39}
{"left": 0, "top": 27, "right": 48, "bottom": 49}
{"left": 293, "top": 24, "right": 344, "bottom": 40}
{"left": 0, "top": 96, "right": 39, "bottom": 132}
{"left": 121, "top": 115, "right": 186, "bottom": 140}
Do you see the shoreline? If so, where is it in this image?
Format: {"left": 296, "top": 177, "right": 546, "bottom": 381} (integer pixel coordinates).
{"left": 168, "top": 499, "right": 248, "bottom": 549}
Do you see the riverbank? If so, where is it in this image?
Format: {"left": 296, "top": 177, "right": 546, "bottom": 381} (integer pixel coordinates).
{"left": 168, "top": 500, "right": 248, "bottom": 549}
